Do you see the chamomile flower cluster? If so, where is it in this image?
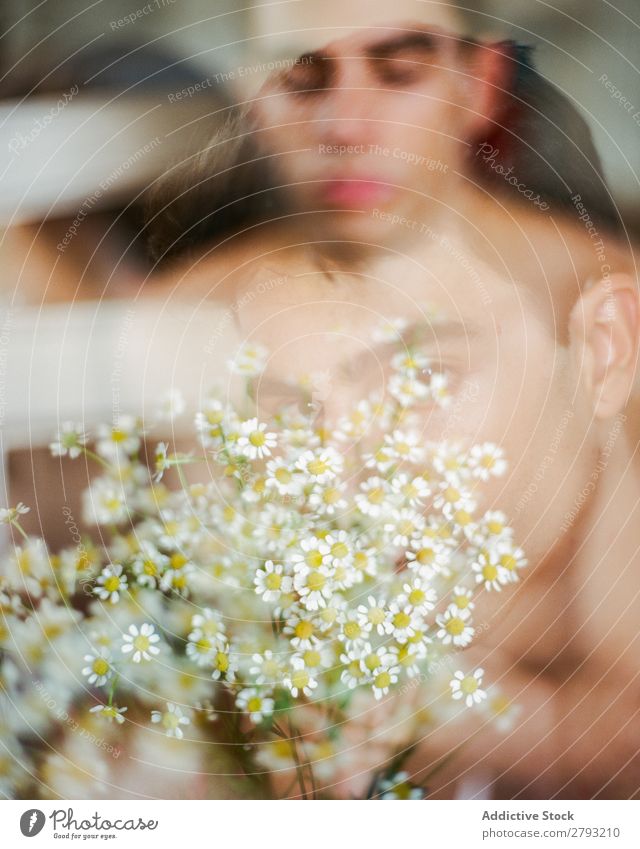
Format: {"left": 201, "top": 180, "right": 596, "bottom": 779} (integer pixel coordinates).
{"left": 0, "top": 322, "right": 526, "bottom": 799}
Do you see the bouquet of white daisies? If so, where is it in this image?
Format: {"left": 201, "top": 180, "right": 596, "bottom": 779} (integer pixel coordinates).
{"left": 0, "top": 318, "right": 525, "bottom": 799}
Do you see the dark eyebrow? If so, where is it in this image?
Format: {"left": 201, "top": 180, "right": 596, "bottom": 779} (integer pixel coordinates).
{"left": 364, "top": 32, "right": 439, "bottom": 60}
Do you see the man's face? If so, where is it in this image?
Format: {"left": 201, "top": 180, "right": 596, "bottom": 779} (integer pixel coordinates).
{"left": 228, "top": 252, "right": 595, "bottom": 569}
{"left": 251, "top": 25, "right": 475, "bottom": 246}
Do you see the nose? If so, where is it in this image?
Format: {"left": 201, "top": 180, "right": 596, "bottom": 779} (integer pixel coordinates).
{"left": 314, "top": 60, "right": 381, "bottom": 148}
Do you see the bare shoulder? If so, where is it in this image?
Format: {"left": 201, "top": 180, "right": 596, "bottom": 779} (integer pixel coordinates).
{"left": 146, "top": 224, "right": 315, "bottom": 305}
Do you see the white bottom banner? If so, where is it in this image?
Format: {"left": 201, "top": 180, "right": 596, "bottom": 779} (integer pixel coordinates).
{"left": 1, "top": 800, "right": 639, "bottom": 848}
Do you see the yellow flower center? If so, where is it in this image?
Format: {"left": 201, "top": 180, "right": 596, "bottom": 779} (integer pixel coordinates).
{"left": 303, "top": 650, "right": 321, "bottom": 668}
{"left": 446, "top": 617, "right": 465, "bottom": 636}
{"left": 295, "top": 621, "right": 314, "bottom": 640}
{"left": 460, "top": 676, "right": 478, "bottom": 695}
{"left": 104, "top": 576, "right": 120, "bottom": 592}
{"left": 393, "top": 611, "right": 411, "bottom": 630}
{"left": 367, "top": 487, "right": 385, "bottom": 504}
{"left": 275, "top": 468, "right": 292, "bottom": 484}
{"left": 247, "top": 697, "right": 262, "bottom": 713}
{"left": 163, "top": 712, "right": 180, "bottom": 730}
{"left": 265, "top": 572, "right": 282, "bottom": 590}
{"left": 143, "top": 560, "right": 157, "bottom": 576}
{"left": 307, "top": 459, "right": 328, "bottom": 476}
{"left": 482, "top": 564, "right": 498, "bottom": 582}
{"left": 170, "top": 553, "right": 188, "bottom": 569}
{"left": 305, "top": 550, "right": 323, "bottom": 569}
{"left": 408, "top": 588, "right": 425, "bottom": 606}
{"left": 133, "top": 635, "right": 150, "bottom": 652}
{"left": 93, "top": 658, "right": 110, "bottom": 676}
{"left": 215, "top": 651, "right": 229, "bottom": 672}
{"left": 368, "top": 607, "right": 385, "bottom": 625}
{"left": 306, "top": 571, "right": 326, "bottom": 592}
{"left": 500, "top": 554, "right": 517, "bottom": 571}
{"left": 291, "top": 669, "right": 310, "bottom": 691}
{"left": 331, "top": 541, "right": 348, "bottom": 559}
{"left": 375, "top": 671, "right": 391, "bottom": 690}
{"left": 344, "top": 621, "right": 361, "bottom": 640}
{"left": 249, "top": 431, "right": 266, "bottom": 447}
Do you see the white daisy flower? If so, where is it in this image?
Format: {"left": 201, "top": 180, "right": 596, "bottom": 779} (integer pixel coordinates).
{"left": 450, "top": 667, "right": 487, "bottom": 707}
{"left": 264, "top": 458, "right": 303, "bottom": 496}
{"left": 387, "top": 602, "right": 420, "bottom": 643}
{"left": 94, "top": 564, "right": 128, "bottom": 604}
{"left": 307, "top": 482, "right": 348, "bottom": 516}
{"left": 383, "top": 429, "right": 425, "bottom": 465}
{"left": 384, "top": 507, "right": 425, "bottom": 548}
{"left": 290, "top": 536, "right": 331, "bottom": 572}
{"left": 227, "top": 342, "right": 268, "bottom": 377}
{"left": 391, "top": 350, "right": 431, "bottom": 375}
{"left": 450, "top": 585, "right": 475, "bottom": 612}
{"left": 254, "top": 561, "right": 293, "bottom": 602}
{"left": 236, "top": 687, "right": 275, "bottom": 723}
{"left": 390, "top": 473, "right": 432, "bottom": 506}
{"left": 96, "top": 414, "right": 142, "bottom": 460}
{"left": 131, "top": 542, "right": 169, "bottom": 589}
{"left": 356, "top": 595, "right": 392, "bottom": 636}
{"left": 250, "top": 649, "right": 286, "bottom": 686}
{"left": 49, "top": 421, "right": 88, "bottom": 459}
{"left": 152, "top": 442, "right": 170, "bottom": 482}
{"left": 435, "top": 605, "right": 475, "bottom": 647}
{"left": 237, "top": 417, "right": 277, "bottom": 460}
{"left": 82, "top": 648, "right": 114, "bottom": 686}
{"left": 0, "top": 503, "right": 30, "bottom": 524}
{"left": 283, "top": 609, "right": 321, "bottom": 649}
{"left": 121, "top": 622, "right": 161, "bottom": 663}
{"left": 388, "top": 373, "right": 431, "bottom": 408}
{"left": 377, "top": 771, "right": 425, "bottom": 799}
{"left": 151, "top": 702, "right": 191, "bottom": 739}
{"left": 284, "top": 661, "right": 318, "bottom": 698}
{"left": 469, "top": 443, "right": 507, "bottom": 480}
{"left": 295, "top": 447, "right": 343, "bottom": 485}
{"left": 355, "top": 477, "right": 390, "bottom": 518}
{"left": 402, "top": 578, "right": 436, "bottom": 614}
{"left": 89, "top": 704, "right": 127, "bottom": 724}
{"left": 211, "top": 642, "right": 238, "bottom": 682}
{"left": 294, "top": 566, "right": 334, "bottom": 610}
{"left": 472, "top": 549, "right": 510, "bottom": 591}
{"left": 156, "top": 388, "right": 186, "bottom": 421}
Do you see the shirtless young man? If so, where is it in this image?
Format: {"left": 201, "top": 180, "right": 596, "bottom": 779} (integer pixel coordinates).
{"left": 146, "top": 4, "right": 640, "bottom": 798}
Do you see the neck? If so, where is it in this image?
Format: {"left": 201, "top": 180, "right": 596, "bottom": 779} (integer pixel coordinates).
{"left": 560, "top": 421, "right": 640, "bottom": 677}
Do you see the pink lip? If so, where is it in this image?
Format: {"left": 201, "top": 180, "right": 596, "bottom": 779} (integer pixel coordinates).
{"left": 321, "top": 178, "right": 395, "bottom": 207}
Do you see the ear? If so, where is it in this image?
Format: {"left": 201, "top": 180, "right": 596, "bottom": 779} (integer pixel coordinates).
{"left": 460, "top": 40, "right": 516, "bottom": 139}
{"left": 569, "top": 274, "right": 640, "bottom": 419}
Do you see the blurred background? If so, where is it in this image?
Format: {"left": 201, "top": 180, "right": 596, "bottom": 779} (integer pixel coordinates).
{"left": 0, "top": 0, "right": 638, "bottom": 546}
